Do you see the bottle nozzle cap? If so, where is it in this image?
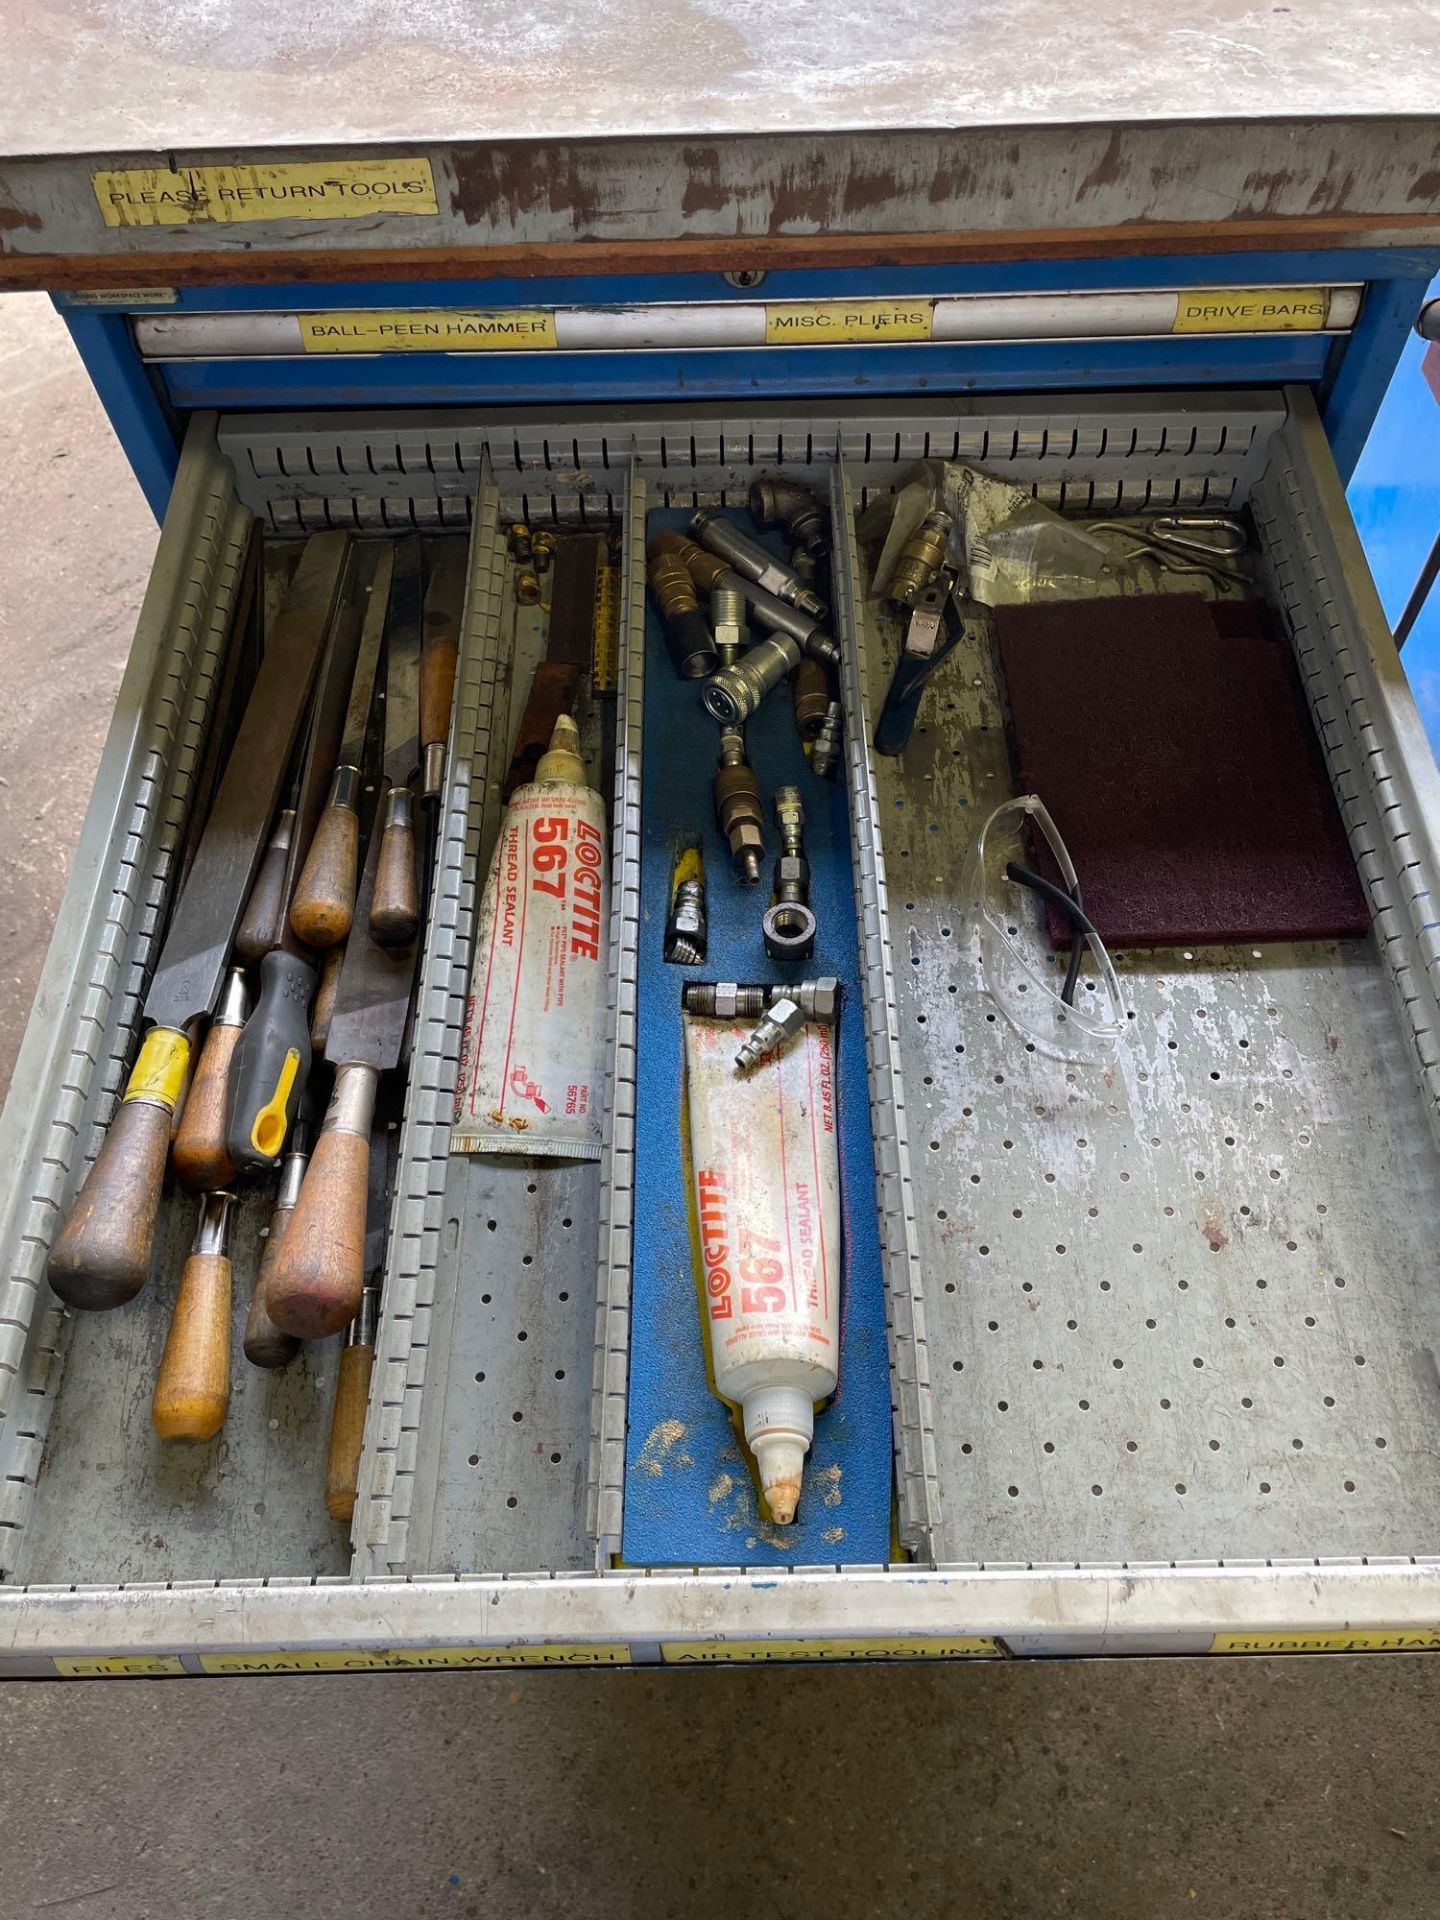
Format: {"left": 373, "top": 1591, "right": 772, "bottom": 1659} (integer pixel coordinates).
{"left": 753, "top": 1434, "right": 807, "bottom": 1526}
{"left": 535, "top": 713, "right": 588, "bottom": 786}
{"left": 742, "top": 1384, "right": 816, "bottom": 1528}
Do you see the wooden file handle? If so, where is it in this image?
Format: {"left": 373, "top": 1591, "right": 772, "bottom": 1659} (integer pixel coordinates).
{"left": 243, "top": 1147, "right": 307, "bottom": 1370}
{"left": 171, "top": 1022, "right": 242, "bottom": 1193}
{"left": 324, "top": 1341, "right": 376, "bottom": 1523}
{"left": 49, "top": 1026, "right": 191, "bottom": 1312}
{"left": 152, "top": 1193, "right": 234, "bottom": 1443}
{"left": 370, "top": 785, "right": 419, "bottom": 947}
{"left": 234, "top": 808, "right": 295, "bottom": 965}
{"left": 289, "top": 767, "right": 361, "bottom": 949}
{"left": 310, "top": 942, "right": 344, "bottom": 1051}
{"left": 263, "top": 1065, "right": 375, "bottom": 1341}
{"left": 171, "top": 972, "right": 248, "bottom": 1192}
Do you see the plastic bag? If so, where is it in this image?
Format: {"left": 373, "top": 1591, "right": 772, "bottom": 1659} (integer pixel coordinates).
{"left": 861, "top": 459, "right": 1123, "bottom": 607}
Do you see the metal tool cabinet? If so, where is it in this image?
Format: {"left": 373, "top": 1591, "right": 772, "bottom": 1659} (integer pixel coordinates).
{"left": 5, "top": 10, "right": 1440, "bottom": 1672}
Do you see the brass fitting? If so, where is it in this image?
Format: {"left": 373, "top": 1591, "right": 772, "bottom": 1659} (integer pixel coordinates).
{"left": 713, "top": 732, "right": 765, "bottom": 884}
{"left": 651, "top": 528, "right": 731, "bottom": 594}
{"left": 507, "top": 522, "right": 534, "bottom": 565}
{"left": 792, "top": 656, "right": 831, "bottom": 741}
{"left": 647, "top": 542, "right": 718, "bottom": 680}
{"left": 531, "top": 529, "right": 556, "bottom": 574}
{"left": 891, "top": 509, "right": 954, "bottom": 608}
{"left": 515, "top": 570, "right": 541, "bottom": 606}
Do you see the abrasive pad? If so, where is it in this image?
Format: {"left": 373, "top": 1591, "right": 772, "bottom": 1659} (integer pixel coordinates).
{"left": 994, "top": 594, "right": 1370, "bottom": 948}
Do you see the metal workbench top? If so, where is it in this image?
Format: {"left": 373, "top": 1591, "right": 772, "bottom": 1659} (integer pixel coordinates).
{"left": 3, "top": 1, "right": 1439, "bottom": 152}
{"left": 2, "top": 6, "right": 1440, "bottom": 291}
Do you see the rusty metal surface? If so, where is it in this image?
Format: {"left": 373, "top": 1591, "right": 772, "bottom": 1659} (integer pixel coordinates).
{"left": 3, "top": 1, "right": 1440, "bottom": 153}
{"left": 5, "top": 123, "right": 1440, "bottom": 284}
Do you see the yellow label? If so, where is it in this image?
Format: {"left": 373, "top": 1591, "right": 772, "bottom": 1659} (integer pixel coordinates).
{"left": 124, "top": 1026, "right": 190, "bottom": 1109}
{"left": 55, "top": 1654, "right": 187, "bottom": 1678}
{"left": 1212, "top": 1628, "right": 1440, "bottom": 1655}
{"left": 93, "top": 159, "right": 438, "bottom": 228}
{"left": 299, "top": 310, "right": 557, "bottom": 354}
{"left": 765, "top": 299, "right": 935, "bottom": 345}
{"left": 198, "top": 1643, "right": 630, "bottom": 1675}
{"left": 1173, "top": 288, "right": 1328, "bottom": 334}
{"left": 661, "top": 1636, "right": 1001, "bottom": 1664}
{"left": 594, "top": 563, "right": 621, "bottom": 694}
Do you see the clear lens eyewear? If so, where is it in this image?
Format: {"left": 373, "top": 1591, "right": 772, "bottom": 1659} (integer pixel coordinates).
{"left": 959, "top": 795, "right": 1127, "bottom": 1064}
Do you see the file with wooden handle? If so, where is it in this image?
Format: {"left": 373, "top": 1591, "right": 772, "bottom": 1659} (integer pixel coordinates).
{"left": 264, "top": 822, "right": 417, "bottom": 1341}
{"left": 290, "top": 544, "right": 393, "bottom": 949}
{"left": 234, "top": 804, "right": 295, "bottom": 966}
{"left": 172, "top": 967, "right": 249, "bottom": 1192}
{"left": 48, "top": 531, "right": 350, "bottom": 1313}
{"left": 243, "top": 1131, "right": 308, "bottom": 1370}
{"left": 152, "top": 1191, "right": 236, "bottom": 1443}
{"left": 310, "top": 943, "right": 343, "bottom": 1051}
{"left": 370, "top": 534, "right": 425, "bottom": 947}
{"left": 324, "top": 1129, "right": 391, "bottom": 1522}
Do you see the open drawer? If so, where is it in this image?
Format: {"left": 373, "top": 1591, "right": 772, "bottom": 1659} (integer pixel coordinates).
{"left": 2, "top": 389, "right": 1439, "bottom": 1674}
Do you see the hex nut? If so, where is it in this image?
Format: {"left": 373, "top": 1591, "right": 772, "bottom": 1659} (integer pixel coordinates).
{"left": 785, "top": 976, "right": 840, "bottom": 1021}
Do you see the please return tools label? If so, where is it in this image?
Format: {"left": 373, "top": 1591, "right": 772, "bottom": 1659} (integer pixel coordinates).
{"left": 92, "top": 159, "right": 438, "bottom": 227}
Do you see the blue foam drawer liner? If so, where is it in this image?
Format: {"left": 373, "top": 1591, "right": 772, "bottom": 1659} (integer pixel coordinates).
{"left": 621, "top": 508, "right": 894, "bottom": 1567}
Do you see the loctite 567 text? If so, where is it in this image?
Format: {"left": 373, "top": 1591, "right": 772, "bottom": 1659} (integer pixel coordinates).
{"left": 698, "top": 1169, "right": 791, "bottom": 1321}
{"left": 530, "top": 815, "right": 604, "bottom": 961}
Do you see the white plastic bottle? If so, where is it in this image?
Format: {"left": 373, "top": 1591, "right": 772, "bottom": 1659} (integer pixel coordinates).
{"left": 453, "top": 714, "right": 609, "bottom": 1158}
{"left": 683, "top": 1012, "right": 842, "bottom": 1523}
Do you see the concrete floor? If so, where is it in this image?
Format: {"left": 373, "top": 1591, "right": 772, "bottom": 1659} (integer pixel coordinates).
{"left": 2, "top": 291, "right": 1440, "bottom": 1919}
